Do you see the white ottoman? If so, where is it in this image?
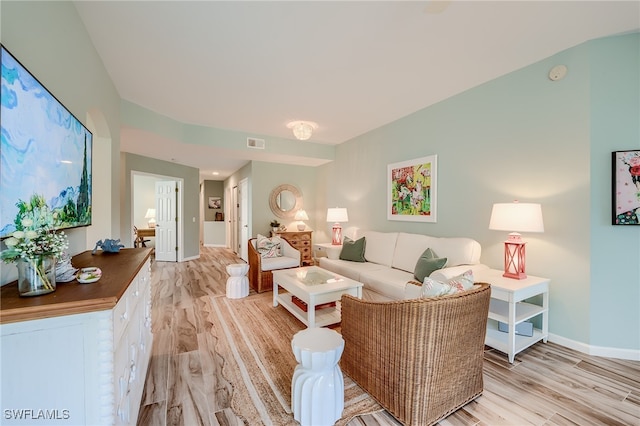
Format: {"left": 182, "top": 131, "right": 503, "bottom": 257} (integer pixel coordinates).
{"left": 225, "top": 263, "right": 249, "bottom": 299}
{"left": 291, "top": 327, "right": 344, "bottom": 426}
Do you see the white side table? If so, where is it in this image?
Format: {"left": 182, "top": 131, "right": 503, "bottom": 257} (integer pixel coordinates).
{"left": 291, "top": 327, "right": 344, "bottom": 426}
{"left": 313, "top": 243, "right": 342, "bottom": 260}
{"left": 475, "top": 268, "right": 550, "bottom": 363}
{"left": 225, "top": 263, "right": 249, "bottom": 299}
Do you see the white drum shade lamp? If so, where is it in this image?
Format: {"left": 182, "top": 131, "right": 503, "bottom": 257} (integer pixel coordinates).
{"left": 489, "top": 201, "right": 544, "bottom": 279}
{"left": 326, "top": 208, "right": 349, "bottom": 245}
{"left": 145, "top": 208, "right": 156, "bottom": 228}
{"left": 294, "top": 209, "right": 309, "bottom": 231}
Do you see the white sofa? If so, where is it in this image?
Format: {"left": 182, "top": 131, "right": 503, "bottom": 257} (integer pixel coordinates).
{"left": 318, "top": 230, "right": 489, "bottom": 300}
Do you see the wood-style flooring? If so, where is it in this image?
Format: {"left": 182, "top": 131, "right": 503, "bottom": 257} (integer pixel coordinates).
{"left": 137, "top": 247, "right": 640, "bottom": 426}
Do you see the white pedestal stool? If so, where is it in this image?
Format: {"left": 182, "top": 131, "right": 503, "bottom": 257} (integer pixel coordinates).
{"left": 291, "top": 327, "right": 344, "bottom": 426}
{"left": 225, "top": 263, "right": 249, "bottom": 299}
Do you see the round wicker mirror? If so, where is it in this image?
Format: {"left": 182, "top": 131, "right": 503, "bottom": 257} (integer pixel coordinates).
{"left": 269, "top": 184, "right": 302, "bottom": 219}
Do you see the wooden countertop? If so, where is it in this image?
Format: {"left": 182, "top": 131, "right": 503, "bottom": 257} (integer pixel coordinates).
{"left": 0, "top": 248, "right": 153, "bottom": 324}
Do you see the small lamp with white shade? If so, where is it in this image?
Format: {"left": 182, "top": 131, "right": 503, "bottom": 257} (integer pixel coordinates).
{"left": 145, "top": 208, "right": 156, "bottom": 228}
{"left": 326, "top": 207, "right": 349, "bottom": 245}
{"left": 294, "top": 209, "right": 309, "bottom": 231}
{"left": 489, "top": 201, "right": 544, "bottom": 279}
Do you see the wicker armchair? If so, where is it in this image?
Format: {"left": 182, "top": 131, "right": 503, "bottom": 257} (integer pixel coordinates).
{"left": 247, "top": 238, "right": 302, "bottom": 293}
{"left": 340, "top": 282, "right": 491, "bottom": 426}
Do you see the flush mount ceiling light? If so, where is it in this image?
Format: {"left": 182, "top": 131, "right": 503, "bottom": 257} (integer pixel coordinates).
{"left": 287, "top": 121, "right": 317, "bottom": 141}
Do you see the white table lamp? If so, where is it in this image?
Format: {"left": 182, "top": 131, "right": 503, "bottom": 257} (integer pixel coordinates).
{"left": 326, "top": 207, "right": 348, "bottom": 245}
{"left": 489, "top": 201, "right": 544, "bottom": 279}
{"left": 294, "top": 209, "right": 309, "bottom": 231}
{"left": 145, "top": 208, "right": 156, "bottom": 228}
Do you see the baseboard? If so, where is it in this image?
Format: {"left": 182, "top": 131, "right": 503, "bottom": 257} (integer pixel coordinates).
{"left": 548, "top": 333, "right": 640, "bottom": 361}
{"left": 203, "top": 244, "right": 226, "bottom": 247}
{"left": 182, "top": 254, "right": 200, "bottom": 262}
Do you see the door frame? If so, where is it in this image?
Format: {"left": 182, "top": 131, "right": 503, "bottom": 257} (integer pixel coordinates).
{"left": 131, "top": 171, "right": 184, "bottom": 261}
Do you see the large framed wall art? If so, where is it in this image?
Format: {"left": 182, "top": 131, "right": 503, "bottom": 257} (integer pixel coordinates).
{"left": 387, "top": 155, "right": 437, "bottom": 222}
{"left": 612, "top": 149, "right": 640, "bottom": 225}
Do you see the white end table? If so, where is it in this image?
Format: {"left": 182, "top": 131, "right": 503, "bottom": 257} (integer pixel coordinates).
{"left": 291, "top": 327, "right": 344, "bottom": 426}
{"left": 313, "top": 242, "right": 342, "bottom": 260}
{"left": 475, "top": 268, "right": 550, "bottom": 363}
{"left": 225, "top": 263, "right": 249, "bottom": 299}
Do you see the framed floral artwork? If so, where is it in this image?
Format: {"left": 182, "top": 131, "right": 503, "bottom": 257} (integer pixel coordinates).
{"left": 387, "top": 155, "right": 437, "bottom": 222}
{"left": 208, "top": 196, "right": 221, "bottom": 209}
{"left": 612, "top": 149, "right": 640, "bottom": 225}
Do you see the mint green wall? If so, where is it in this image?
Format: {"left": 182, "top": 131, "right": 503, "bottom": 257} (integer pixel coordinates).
{"left": 250, "top": 162, "right": 318, "bottom": 237}
{"left": 0, "top": 2, "right": 121, "bottom": 248}
{"left": 122, "top": 101, "right": 335, "bottom": 163}
{"left": 318, "top": 33, "right": 639, "bottom": 352}
{"left": 589, "top": 34, "right": 640, "bottom": 350}
{"left": 121, "top": 153, "right": 200, "bottom": 260}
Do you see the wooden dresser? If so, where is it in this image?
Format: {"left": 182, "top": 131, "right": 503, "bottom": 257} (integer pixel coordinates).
{"left": 272, "top": 230, "right": 314, "bottom": 266}
{"left": 0, "top": 248, "right": 153, "bottom": 425}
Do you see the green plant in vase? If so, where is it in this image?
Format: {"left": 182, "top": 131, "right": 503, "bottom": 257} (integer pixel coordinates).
{"left": 1, "top": 195, "right": 69, "bottom": 296}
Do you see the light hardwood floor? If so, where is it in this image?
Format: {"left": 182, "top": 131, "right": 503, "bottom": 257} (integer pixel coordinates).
{"left": 137, "top": 247, "right": 640, "bottom": 426}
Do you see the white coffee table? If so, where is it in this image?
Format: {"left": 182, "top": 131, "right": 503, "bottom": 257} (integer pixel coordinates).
{"left": 273, "top": 266, "right": 363, "bottom": 327}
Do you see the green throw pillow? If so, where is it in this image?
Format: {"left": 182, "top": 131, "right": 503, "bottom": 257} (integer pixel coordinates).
{"left": 339, "top": 236, "right": 366, "bottom": 262}
{"left": 414, "top": 248, "right": 448, "bottom": 282}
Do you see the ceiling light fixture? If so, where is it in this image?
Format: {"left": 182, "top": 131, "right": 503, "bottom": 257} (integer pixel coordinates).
{"left": 287, "top": 121, "right": 317, "bottom": 141}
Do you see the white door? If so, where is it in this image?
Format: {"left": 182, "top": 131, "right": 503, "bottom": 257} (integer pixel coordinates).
{"left": 155, "top": 180, "right": 177, "bottom": 262}
{"left": 239, "top": 178, "right": 249, "bottom": 262}
{"left": 231, "top": 185, "right": 238, "bottom": 255}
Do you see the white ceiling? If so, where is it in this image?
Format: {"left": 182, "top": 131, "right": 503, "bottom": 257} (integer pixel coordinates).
{"left": 74, "top": 1, "right": 640, "bottom": 179}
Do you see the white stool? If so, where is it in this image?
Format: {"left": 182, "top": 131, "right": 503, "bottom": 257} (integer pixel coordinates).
{"left": 225, "top": 263, "right": 249, "bottom": 299}
{"left": 291, "top": 327, "right": 344, "bottom": 426}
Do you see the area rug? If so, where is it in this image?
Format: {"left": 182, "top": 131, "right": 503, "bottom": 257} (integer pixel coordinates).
{"left": 203, "top": 292, "right": 383, "bottom": 425}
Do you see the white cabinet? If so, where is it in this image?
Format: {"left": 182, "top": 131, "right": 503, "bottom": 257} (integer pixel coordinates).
{"left": 0, "top": 249, "right": 152, "bottom": 425}
{"left": 475, "top": 268, "right": 549, "bottom": 363}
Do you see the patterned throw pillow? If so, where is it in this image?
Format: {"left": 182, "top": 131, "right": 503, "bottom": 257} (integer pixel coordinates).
{"left": 420, "top": 270, "right": 474, "bottom": 298}
{"left": 257, "top": 234, "right": 282, "bottom": 258}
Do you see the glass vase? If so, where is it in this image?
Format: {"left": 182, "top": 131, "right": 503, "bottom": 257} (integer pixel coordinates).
{"left": 17, "top": 256, "right": 56, "bottom": 297}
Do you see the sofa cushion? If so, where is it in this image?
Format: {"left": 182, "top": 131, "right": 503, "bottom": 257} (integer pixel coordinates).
{"left": 360, "top": 267, "right": 414, "bottom": 300}
{"left": 429, "top": 263, "right": 489, "bottom": 282}
{"left": 429, "top": 237, "right": 482, "bottom": 267}
{"left": 420, "top": 269, "right": 475, "bottom": 298}
{"left": 257, "top": 234, "right": 282, "bottom": 258}
{"left": 339, "top": 236, "right": 366, "bottom": 262}
{"left": 318, "top": 257, "right": 386, "bottom": 282}
{"left": 391, "top": 232, "right": 434, "bottom": 272}
{"left": 362, "top": 231, "right": 398, "bottom": 267}
{"left": 413, "top": 248, "right": 448, "bottom": 282}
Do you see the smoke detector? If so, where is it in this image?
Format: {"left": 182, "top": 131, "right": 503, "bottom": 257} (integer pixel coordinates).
{"left": 548, "top": 65, "right": 567, "bottom": 81}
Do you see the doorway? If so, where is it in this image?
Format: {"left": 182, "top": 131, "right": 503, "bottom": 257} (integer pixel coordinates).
{"left": 131, "top": 172, "right": 184, "bottom": 261}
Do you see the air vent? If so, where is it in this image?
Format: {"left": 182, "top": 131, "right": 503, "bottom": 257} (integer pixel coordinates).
{"left": 247, "top": 137, "right": 265, "bottom": 149}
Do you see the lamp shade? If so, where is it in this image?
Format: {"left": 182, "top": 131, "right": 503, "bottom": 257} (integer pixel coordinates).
{"left": 326, "top": 208, "right": 348, "bottom": 223}
{"left": 294, "top": 209, "right": 309, "bottom": 221}
{"left": 489, "top": 202, "right": 544, "bottom": 233}
{"left": 144, "top": 208, "right": 156, "bottom": 219}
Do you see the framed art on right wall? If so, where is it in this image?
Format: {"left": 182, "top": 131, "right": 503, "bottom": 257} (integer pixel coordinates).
{"left": 612, "top": 149, "right": 640, "bottom": 225}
